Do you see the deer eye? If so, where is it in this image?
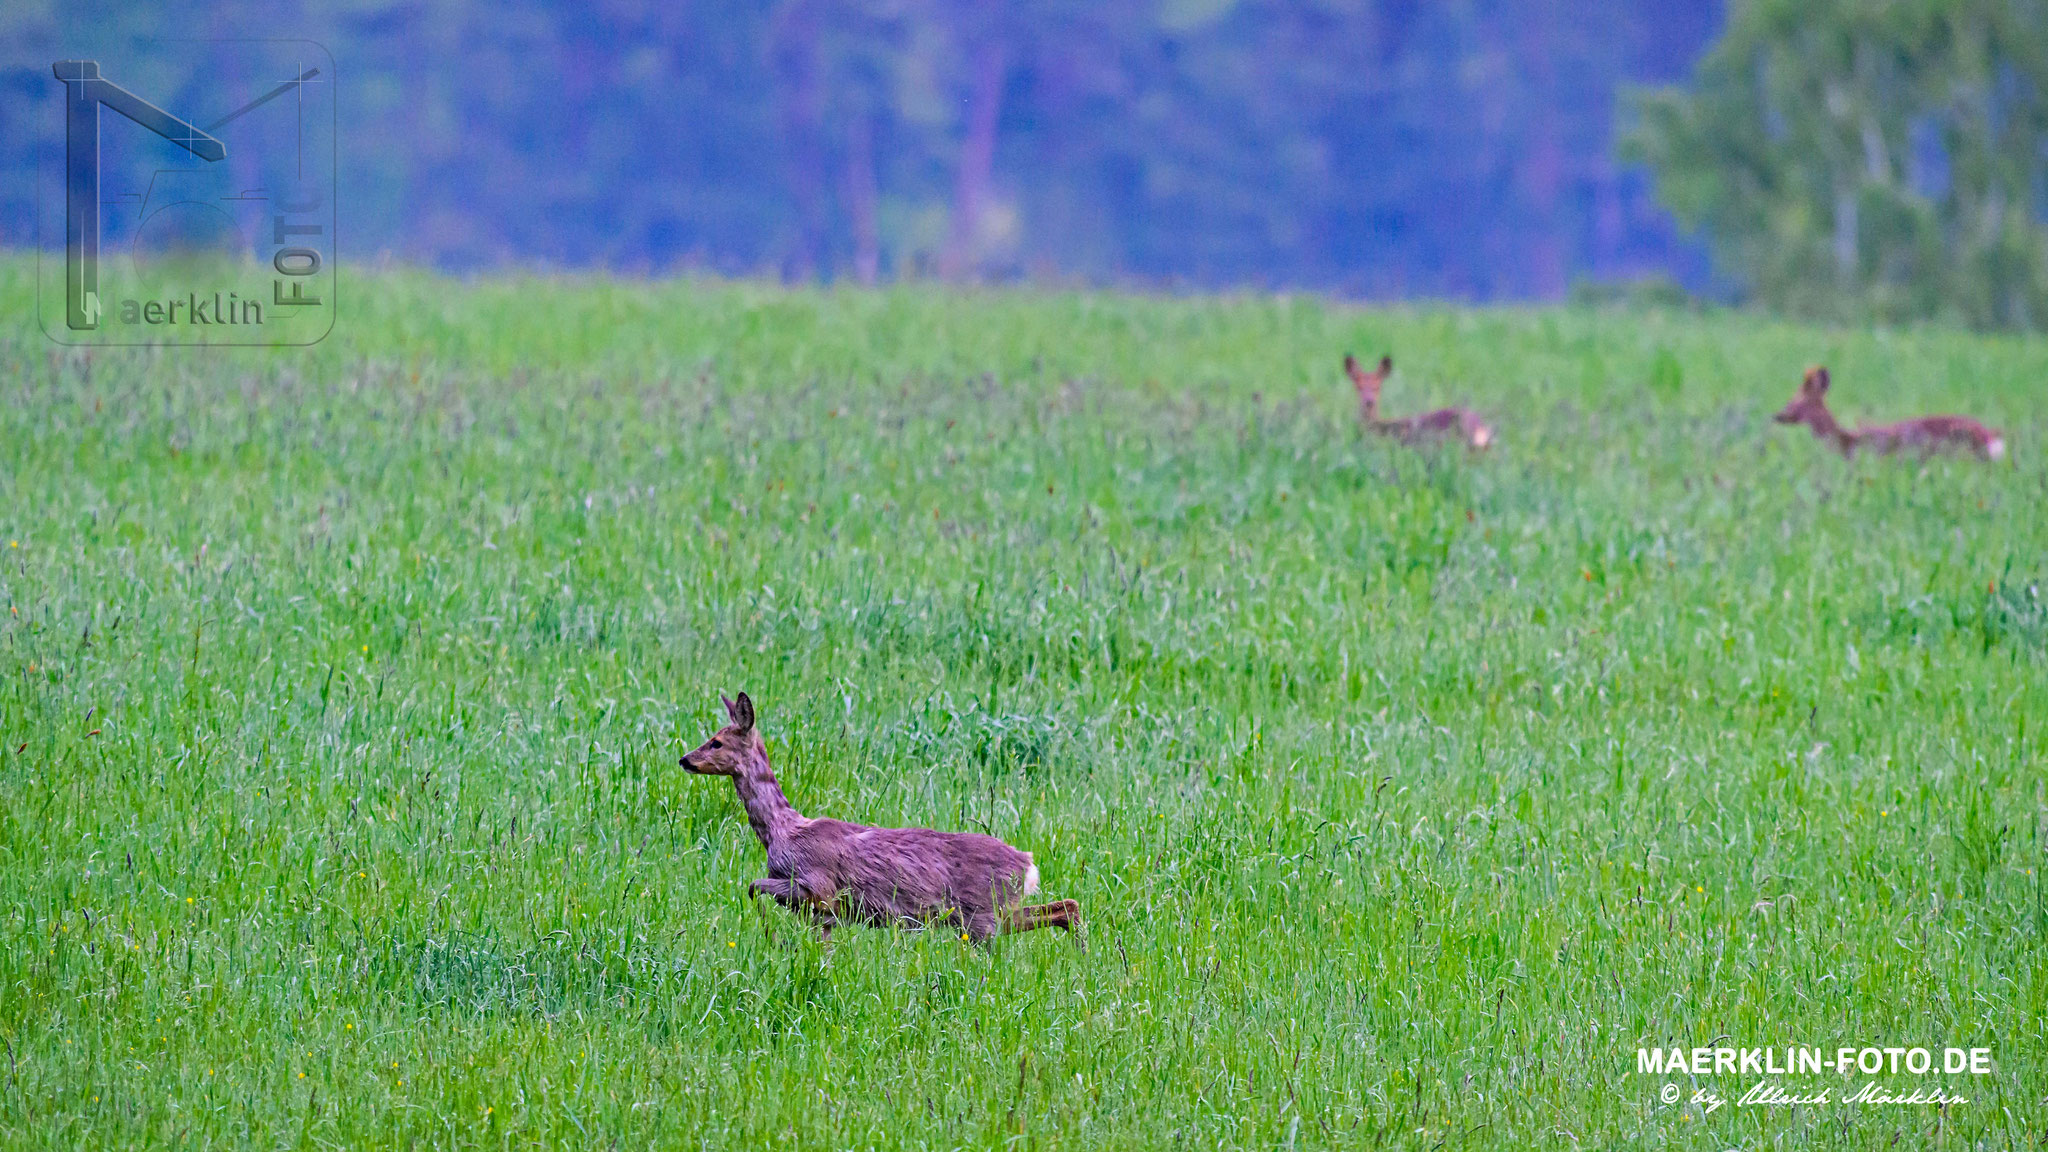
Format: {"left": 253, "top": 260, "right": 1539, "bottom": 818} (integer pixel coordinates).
{"left": 707, "top": 739, "right": 722, "bottom": 750}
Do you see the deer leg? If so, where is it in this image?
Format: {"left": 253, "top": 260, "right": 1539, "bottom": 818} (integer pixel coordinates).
{"left": 810, "top": 910, "right": 838, "bottom": 945}
{"left": 1001, "top": 899, "right": 1083, "bottom": 938}
{"left": 751, "top": 876, "right": 839, "bottom": 917}
{"left": 1041, "top": 899, "right": 1086, "bottom": 948}
{"left": 958, "top": 911, "right": 999, "bottom": 944}
{"left": 750, "top": 877, "right": 842, "bottom": 944}
{"left": 749, "top": 877, "right": 811, "bottom": 906}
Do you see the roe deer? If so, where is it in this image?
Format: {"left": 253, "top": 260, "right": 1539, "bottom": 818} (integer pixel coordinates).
{"left": 680, "top": 692, "right": 1082, "bottom": 944}
{"left": 1774, "top": 366, "right": 2006, "bottom": 460}
{"left": 1345, "top": 354, "right": 1493, "bottom": 449}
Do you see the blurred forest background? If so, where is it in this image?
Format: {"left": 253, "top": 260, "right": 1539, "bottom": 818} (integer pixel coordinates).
{"left": 5, "top": 0, "right": 2048, "bottom": 327}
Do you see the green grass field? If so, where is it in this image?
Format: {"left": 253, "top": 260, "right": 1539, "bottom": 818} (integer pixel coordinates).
{"left": 2, "top": 262, "right": 2045, "bottom": 1148}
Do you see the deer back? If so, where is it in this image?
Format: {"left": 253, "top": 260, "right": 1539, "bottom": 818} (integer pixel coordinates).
{"left": 787, "top": 818, "right": 1036, "bottom": 926}
{"left": 1856, "top": 414, "right": 2004, "bottom": 459}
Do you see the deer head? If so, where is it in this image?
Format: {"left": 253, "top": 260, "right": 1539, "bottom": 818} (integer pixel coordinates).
{"left": 1774, "top": 365, "right": 1832, "bottom": 426}
{"left": 1344, "top": 353, "right": 1391, "bottom": 413}
{"left": 680, "top": 692, "right": 760, "bottom": 776}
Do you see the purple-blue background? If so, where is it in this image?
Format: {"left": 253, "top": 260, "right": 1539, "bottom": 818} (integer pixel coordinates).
{"left": 1, "top": 1, "right": 1724, "bottom": 298}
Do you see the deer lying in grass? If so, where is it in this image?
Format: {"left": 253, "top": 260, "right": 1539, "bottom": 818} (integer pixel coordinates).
{"left": 1774, "top": 366, "right": 2006, "bottom": 461}
{"left": 680, "top": 692, "right": 1082, "bottom": 944}
{"left": 1344, "top": 353, "right": 1494, "bottom": 449}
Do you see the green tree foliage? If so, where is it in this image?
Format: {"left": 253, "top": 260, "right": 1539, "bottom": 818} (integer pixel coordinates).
{"left": 1623, "top": 0, "right": 2048, "bottom": 329}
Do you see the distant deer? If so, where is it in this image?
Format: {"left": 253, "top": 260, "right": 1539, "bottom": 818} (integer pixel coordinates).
{"left": 680, "top": 692, "right": 1082, "bottom": 944}
{"left": 1774, "top": 366, "right": 2006, "bottom": 460}
{"left": 1344, "top": 354, "right": 1493, "bottom": 449}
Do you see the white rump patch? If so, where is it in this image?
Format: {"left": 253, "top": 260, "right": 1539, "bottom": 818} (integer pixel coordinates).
{"left": 1022, "top": 861, "right": 1041, "bottom": 896}
{"left": 1472, "top": 427, "right": 1493, "bottom": 449}
{"left": 1988, "top": 437, "right": 2006, "bottom": 460}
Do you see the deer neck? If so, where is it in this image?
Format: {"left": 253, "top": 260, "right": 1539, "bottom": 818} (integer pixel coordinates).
{"left": 730, "top": 752, "right": 805, "bottom": 851}
{"left": 1804, "top": 401, "right": 1857, "bottom": 453}
{"left": 1818, "top": 403, "right": 1867, "bottom": 448}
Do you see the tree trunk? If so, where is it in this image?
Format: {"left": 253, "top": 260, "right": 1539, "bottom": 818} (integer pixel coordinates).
{"left": 771, "top": 0, "right": 827, "bottom": 281}
{"left": 1834, "top": 186, "right": 1858, "bottom": 283}
{"left": 1514, "top": 2, "right": 1566, "bottom": 299}
{"left": 845, "top": 111, "right": 880, "bottom": 285}
{"left": 939, "top": 37, "right": 1006, "bottom": 281}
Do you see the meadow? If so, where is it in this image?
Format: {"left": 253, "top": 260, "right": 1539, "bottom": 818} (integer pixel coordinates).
{"left": 1, "top": 262, "right": 2044, "bottom": 1148}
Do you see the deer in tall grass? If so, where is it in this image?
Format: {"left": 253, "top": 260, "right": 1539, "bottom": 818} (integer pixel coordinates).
{"left": 1774, "top": 366, "right": 2006, "bottom": 461}
{"left": 1345, "top": 353, "right": 1494, "bottom": 449}
{"left": 680, "top": 692, "right": 1082, "bottom": 944}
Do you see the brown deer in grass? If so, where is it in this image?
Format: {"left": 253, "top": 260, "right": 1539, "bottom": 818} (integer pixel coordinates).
{"left": 1344, "top": 354, "right": 1493, "bottom": 449}
{"left": 1774, "top": 366, "right": 2006, "bottom": 461}
{"left": 680, "top": 692, "right": 1082, "bottom": 944}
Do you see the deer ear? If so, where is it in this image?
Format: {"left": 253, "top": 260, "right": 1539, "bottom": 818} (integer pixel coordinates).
{"left": 721, "top": 694, "right": 739, "bottom": 723}
{"left": 731, "top": 691, "right": 756, "bottom": 732}
{"left": 1812, "top": 366, "right": 1830, "bottom": 394}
